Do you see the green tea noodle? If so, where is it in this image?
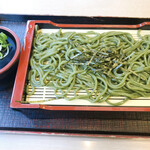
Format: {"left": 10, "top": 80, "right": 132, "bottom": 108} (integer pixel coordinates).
{"left": 27, "top": 28, "right": 150, "bottom": 106}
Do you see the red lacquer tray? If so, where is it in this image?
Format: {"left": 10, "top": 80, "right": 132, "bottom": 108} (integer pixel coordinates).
{"left": 10, "top": 20, "right": 150, "bottom": 111}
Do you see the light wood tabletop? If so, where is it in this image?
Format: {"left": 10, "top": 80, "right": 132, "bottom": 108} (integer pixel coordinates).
{"left": 0, "top": 0, "right": 150, "bottom": 18}
{"left": 0, "top": 133, "right": 150, "bottom": 150}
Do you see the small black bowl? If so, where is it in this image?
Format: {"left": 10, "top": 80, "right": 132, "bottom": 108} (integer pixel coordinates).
{"left": 0, "top": 26, "right": 20, "bottom": 90}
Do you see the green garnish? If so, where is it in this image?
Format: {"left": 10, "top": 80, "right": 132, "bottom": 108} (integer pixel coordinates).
{"left": 0, "top": 32, "right": 10, "bottom": 59}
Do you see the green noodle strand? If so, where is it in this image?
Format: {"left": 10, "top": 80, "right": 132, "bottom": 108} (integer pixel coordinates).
{"left": 26, "top": 28, "right": 150, "bottom": 106}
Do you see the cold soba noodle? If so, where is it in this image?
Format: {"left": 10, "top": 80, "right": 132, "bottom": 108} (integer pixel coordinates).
{"left": 27, "top": 28, "right": 150, "bottom": 106}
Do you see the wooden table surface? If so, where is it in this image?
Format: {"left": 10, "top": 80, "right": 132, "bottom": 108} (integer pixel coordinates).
{"left": 0, "top": 132, "right": 150, "bottom": 150}
{"left": 1, "top": 0, "right": 150, "bottom": 18}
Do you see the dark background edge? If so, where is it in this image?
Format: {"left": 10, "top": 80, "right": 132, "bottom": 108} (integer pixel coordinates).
{"left": 1, "top": 14, "right": 150, "bottom": 24}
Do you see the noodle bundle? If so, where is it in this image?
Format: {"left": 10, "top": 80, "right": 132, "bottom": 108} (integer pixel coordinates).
{"left": 27, "top": 28, "right": 150, "bottom": 106}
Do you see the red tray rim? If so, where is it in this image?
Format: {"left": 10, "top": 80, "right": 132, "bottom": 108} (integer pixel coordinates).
{"left": 10, "top": 20, "right": 150, "bottom": 111}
